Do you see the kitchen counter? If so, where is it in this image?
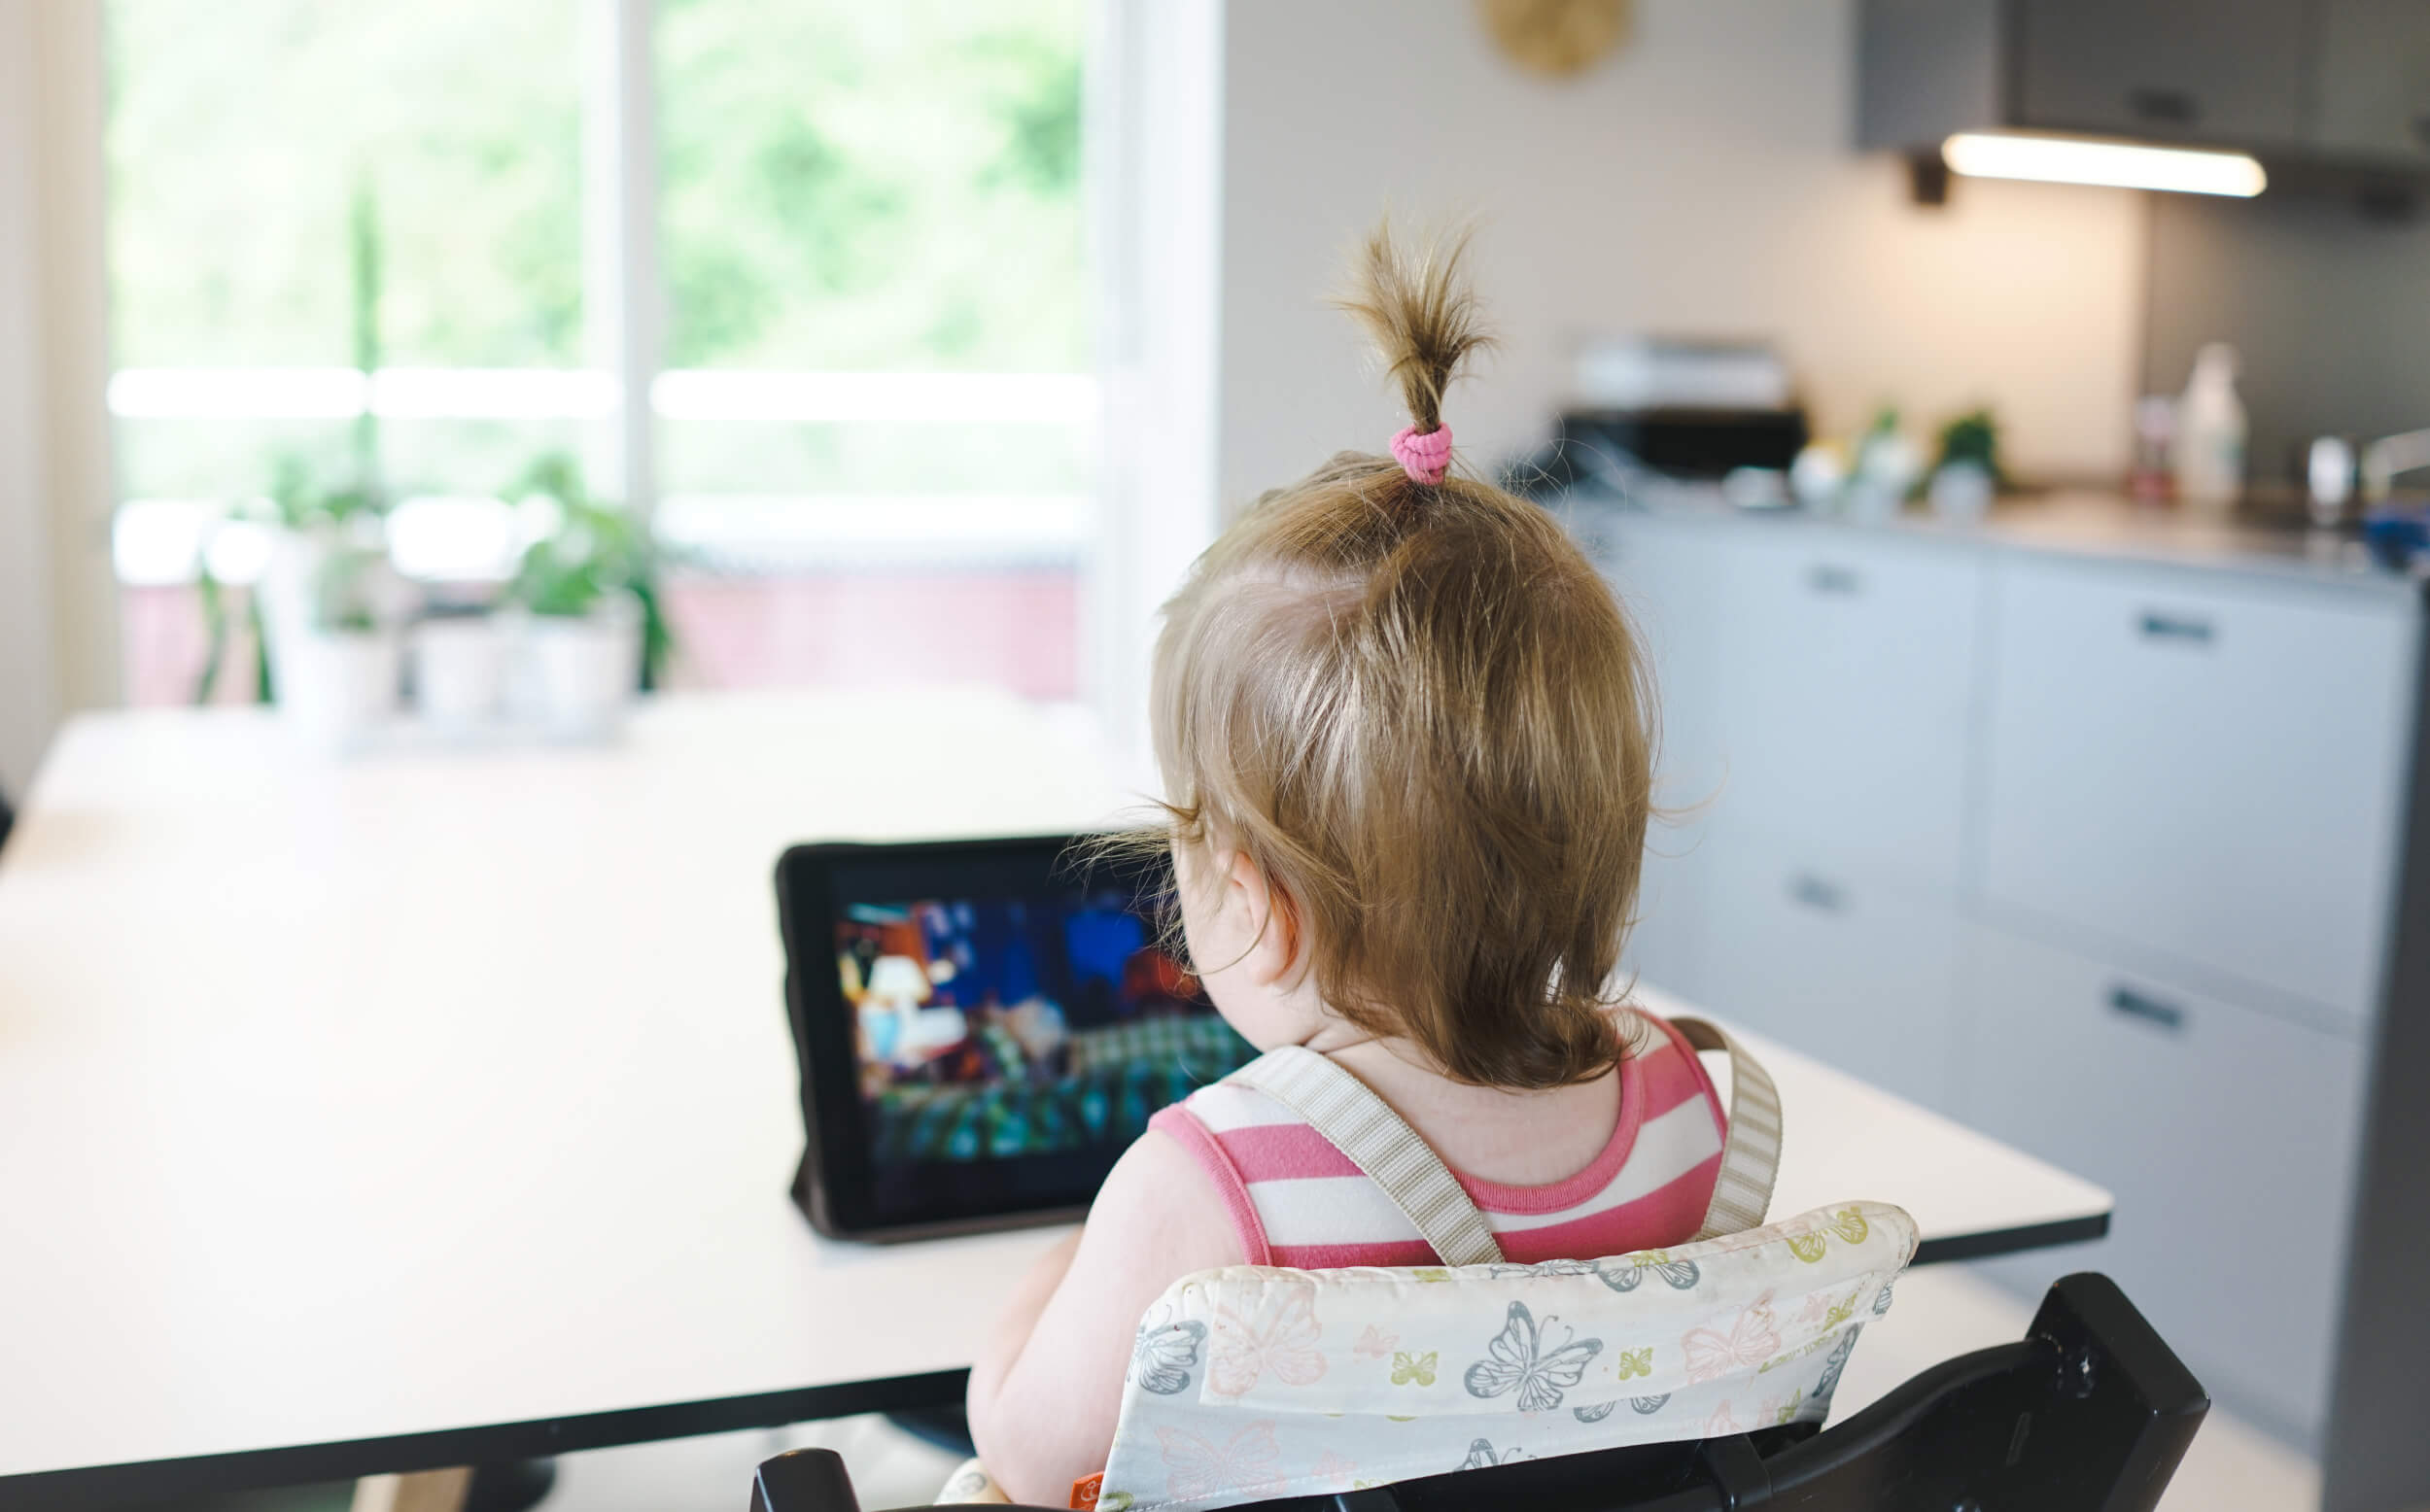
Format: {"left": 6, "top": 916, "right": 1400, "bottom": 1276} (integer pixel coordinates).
{"left": 1556, "top": 482, "right": 2425, "bottom": 604}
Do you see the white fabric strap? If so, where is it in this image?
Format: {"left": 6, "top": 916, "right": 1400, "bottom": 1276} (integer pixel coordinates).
{"left": 1663, "top": 1014, "right": 1784, "bottom": 1240}
{"left": 1226, "top": 1047, "right": 1507, "bottom": 1268}
{"left": 1227, "top": 1014, "right": 1782, "bottom": 1260}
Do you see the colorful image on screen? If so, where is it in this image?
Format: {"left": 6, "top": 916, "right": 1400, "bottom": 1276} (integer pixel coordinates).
{"left": 835, "top": 890, "right": 1254, "bottom": 1165}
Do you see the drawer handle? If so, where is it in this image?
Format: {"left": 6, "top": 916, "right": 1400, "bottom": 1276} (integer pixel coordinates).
{"left": 2137, "top": 611, "right": 2214, "bottom": 645}
{"left": 2108, "top": 985, "right": 2186, "bottom": 1034}
{"left": 1787, "top": 873, "right": 1847, "bottom": 912}
{"left": 1807, "top": 565, "right": 1862, "bottom": 596}
{"left": 2127, "top": 86, "right": 2199, "bottom": 126}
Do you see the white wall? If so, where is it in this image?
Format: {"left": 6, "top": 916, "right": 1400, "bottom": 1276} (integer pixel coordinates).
{"left": 1218, "top": 0, "right": 2146, "bottom": 510}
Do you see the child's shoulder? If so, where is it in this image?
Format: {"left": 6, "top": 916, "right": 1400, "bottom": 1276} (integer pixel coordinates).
{"left": 1146, "top": 1077, "right": 1322, "bottom": 1215}
{"left": 1156, "top": 1077, "right": 1298, "bottom": 1135}
{"left": 1090, "top": 1115, "right": 1254, "bottom": 1273}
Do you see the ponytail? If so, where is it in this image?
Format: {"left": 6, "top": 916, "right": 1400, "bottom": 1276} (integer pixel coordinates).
{"left": 1336, "top": 222, "right": 1493, "bottom": 485}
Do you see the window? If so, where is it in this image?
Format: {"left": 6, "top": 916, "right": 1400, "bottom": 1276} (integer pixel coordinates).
{"left": 651, "top": 0, "right": 1092, "bottom": 697}
{"left": 105, "top": 0, "right": 1093, "bottom": 707}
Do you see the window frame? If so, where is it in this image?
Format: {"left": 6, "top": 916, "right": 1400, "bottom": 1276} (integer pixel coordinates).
{"left": 59, "top": 0, "right": 1222, "bottom": 757}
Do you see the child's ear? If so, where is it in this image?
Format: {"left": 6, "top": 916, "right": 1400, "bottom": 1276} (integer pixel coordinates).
{"left": 1225, "top": 851, "right": 1303, "bottom": 985}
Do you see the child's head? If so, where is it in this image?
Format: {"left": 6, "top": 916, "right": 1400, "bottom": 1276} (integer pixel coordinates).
{"left": 1153, "top": 223, "right": 1654, "bottom": 1090}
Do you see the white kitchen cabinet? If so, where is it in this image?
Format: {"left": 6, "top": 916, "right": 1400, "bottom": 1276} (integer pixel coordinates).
{"left": 1694, "top": 836, "right": 1962, "bottom": 1112}
{"left": 1567, "top": 500, "right": 2415, "bottom": 1451}
{"left": 1597, "top": 517, "right": 1985, "bottom": 992}
{"left": 1980, "top": 558, "right": 2415, "bottom": 1025}
{"left": 1709, "top": 529, "right": 1985, "bottom": 895}
{"left": 1621, "top": 825, "right": 1708, "bottom": 1003}
{"left": 1591, "top": 514, "right": 1742, "bottom": 1003}
{"left": 1957, "top": 922, "right": 2369, "bottom": 1449}
{"left": 1591, "top": 513, "right": 1735, "bottom": 815}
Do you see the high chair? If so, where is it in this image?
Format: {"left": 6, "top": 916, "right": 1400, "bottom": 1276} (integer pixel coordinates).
{"left": 751, "top": 1273, "right": 2204, "bottom": 1512}
{"left": 752, "top": 1016, "right": 2207, "bottom": 1512}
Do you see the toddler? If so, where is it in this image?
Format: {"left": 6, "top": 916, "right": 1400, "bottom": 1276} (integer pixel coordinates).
{"left": 965, "top": 224, "right": 1728, "bottom": 1505}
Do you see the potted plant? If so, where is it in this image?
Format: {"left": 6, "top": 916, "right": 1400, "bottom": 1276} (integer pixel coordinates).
{"left": 503, "top": 453, "right": 673, "bottom": 740}
{"left": 1844, "top": 406, "right": 1922, "bottom": 521}
{"left": 192, "top": 457, "right": 398, "bottom": 720}
{"left": 196, "top": 178, "right": 397, "bottom": 715}
{"left": 1928, "top": 408, "right": 2001, "bottom": 521}
{"left": 412, "top": 599, "right": 509, "bottom": 736}
{"left": 274, "top": 540, "right": 402, "bottom": 746}
{"left": 250, "top": 456, "right": 389, "bottom": 683}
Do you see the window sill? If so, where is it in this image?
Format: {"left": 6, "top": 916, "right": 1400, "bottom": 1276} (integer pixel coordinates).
{"left": 112, "top": 493, "right": 1089, "bottom": 587}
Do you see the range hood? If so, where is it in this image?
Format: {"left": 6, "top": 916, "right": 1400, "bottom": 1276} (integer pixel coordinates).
{"left": 1860, "top": 0, "right": 2430, "bottom": 204}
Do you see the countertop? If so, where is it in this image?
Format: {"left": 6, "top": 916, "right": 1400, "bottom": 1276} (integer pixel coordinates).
{"left": 1556, "top": 481, "right": 2427, "bottom": 604}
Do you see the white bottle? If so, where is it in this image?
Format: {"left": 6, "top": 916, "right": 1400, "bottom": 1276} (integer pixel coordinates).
{"left": 2174, "top": 342, "right": 2246, "bottom": 515}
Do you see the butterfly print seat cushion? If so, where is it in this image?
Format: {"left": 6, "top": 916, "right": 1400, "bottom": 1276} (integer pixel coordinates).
{"left": 1087, "top": 1201, "right": 1917, "bottom": 1512}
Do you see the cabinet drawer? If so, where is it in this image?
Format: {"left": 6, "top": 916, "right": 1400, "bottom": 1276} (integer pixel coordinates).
{"left": 1593, "top": 515, "right": 1738, "bottom": 817}
{"left": 1694, "top": 839, "right": 1960, "bottom": 1111}
{"left": 1621, "top": 827, "right": 1708, "bottom": 1003}
{"left": 1597, "top": 516, "right": 1734, "bottom": 1008}
{"left": 1980, "top": 559, "right": 2414, "bottom": 1022}
{"left": 1956, "top": 924, "right": 2367, "bottom": 1447}
{"left": 1713, "top": 532, "right": 1984, "bottom": 893}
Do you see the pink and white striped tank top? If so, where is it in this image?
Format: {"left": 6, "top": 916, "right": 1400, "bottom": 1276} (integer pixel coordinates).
{"left": 1148, "top": 1012, "right": 1728, "bottom": 1269}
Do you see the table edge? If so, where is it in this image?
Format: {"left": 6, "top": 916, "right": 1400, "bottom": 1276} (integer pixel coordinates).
{"left": 0, "top": 1370, "right": 970, "bottom": 1509}
{"left": 1910, "top": 1210, "right": 2109, "bottom": 1266}
{"left": 0, "top": 1211, "right": 2113, "bottom": 1504}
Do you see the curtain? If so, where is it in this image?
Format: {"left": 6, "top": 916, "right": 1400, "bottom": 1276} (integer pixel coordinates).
{"left": 0, "top": 0, "right": 116, "bottom": 790}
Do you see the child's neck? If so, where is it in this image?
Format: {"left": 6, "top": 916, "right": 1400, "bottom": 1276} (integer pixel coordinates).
{"left": 1300, "top": 1025, "right": 1622, "bottom": 1188}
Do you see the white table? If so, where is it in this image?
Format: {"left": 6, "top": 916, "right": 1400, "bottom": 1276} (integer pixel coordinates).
{"left": 0, "top": 694, "right": 2109, "bottom": 1506}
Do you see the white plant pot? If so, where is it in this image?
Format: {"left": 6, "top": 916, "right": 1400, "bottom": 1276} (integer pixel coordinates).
{"left": 254, "top": 530, "right": 337, "bottom": 692}
{"left": 280, "top": 631, "right": 400, "bottom": 749}
{"left": 525, "top": 597, "right": 641, "bottom": 742}
{"left": 1847, "top": 432, "right": 1922, "bottom": 522}
{"left": 413, "top": 617, "right": 508, "bottom": 734}
{"left": 1928, "top": 461, "right": 1996, "bottom": 522}
{"left": 255, "top": 523, "right": 406, "bottom": 694}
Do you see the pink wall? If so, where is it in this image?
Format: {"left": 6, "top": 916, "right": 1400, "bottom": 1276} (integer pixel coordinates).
{"left": 120, "top": 569, "right": 1083, "bottom": 708}
{"left": 661, "top": 569, "right": 1080, "bottom": 701}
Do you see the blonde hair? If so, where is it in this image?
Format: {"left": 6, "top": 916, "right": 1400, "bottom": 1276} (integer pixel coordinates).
{"left": 1144, "top": 222, "right": 1657, "bottom": 1091}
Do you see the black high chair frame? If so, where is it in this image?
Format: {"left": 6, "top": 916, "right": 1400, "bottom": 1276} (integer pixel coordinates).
{"left": 748, "top": 1273, "right": 2206, "bottom": 1512}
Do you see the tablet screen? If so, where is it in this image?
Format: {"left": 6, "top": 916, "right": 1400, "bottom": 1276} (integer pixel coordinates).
{"left": 785, "top": 840, "right": 1257, "bottom": 1233}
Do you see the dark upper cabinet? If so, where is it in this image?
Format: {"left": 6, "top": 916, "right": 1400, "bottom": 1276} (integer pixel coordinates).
{"left": 1859, "top": 0, "right": 2430, "bottom": 181}
{"left": 2014, "top": 0, "right": 2313, "bottom": 148}
{"left": 2312, "top": 0, "right": 2430, "bottom": 163}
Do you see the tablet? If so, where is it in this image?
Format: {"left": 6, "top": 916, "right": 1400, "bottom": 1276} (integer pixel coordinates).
{"left": 775, "top": 835, "right": 1258, "bottom": 1241}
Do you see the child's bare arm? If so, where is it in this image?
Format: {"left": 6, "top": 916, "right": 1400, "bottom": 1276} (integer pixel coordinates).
{"left": 968, "top": 1227, "right": 1083, "bottom": 1409}
{"left": 966, "top": 1129, "right": 1242, "bottom": 1505}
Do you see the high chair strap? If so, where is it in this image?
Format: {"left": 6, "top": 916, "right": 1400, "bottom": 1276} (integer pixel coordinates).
{"left": 1225, "top": 1014, "right": 1785, "bottom": 1263}
{"left": 1663, "top": 1014, "right": 1785, "bottom": 1240}
{"left": 1225, "top": 1047, "right": 1506, "bottom": 1268}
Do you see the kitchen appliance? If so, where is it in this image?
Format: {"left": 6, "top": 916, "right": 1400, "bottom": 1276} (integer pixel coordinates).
{"left": 1542, "top": 406, "right": 1811, "bottom": 491}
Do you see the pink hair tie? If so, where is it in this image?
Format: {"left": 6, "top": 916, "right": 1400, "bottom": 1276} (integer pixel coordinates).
{"left": 1391, "top": 424, "right": 1454, "bottom": 485}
